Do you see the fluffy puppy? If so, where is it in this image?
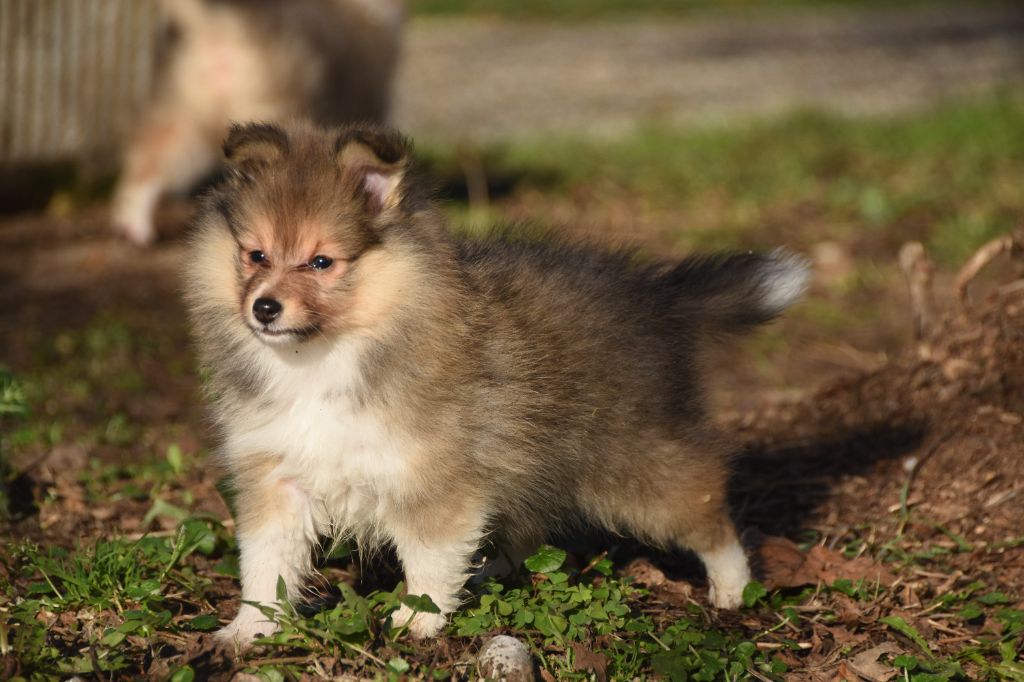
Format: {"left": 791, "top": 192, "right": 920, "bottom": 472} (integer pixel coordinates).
{"left": 112, "top": 0, "right": 403, "bottom": 245}
{"left": 184, "top": 121, "right": 809, "bottom": 646}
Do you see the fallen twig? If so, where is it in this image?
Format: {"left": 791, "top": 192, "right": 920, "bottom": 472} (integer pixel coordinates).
{"left": 955, "top": 231, "right": 1023, "bottom": 307}
{"left": 898, "top": 241, "right": 937, "bottom": 339}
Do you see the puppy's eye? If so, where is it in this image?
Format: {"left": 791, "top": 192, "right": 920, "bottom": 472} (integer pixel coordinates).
{"left": 309, "top": 255, "right": 333, "bottom": 270}
{"left": 249, "top": 250, "right": 267, "bottom": 264}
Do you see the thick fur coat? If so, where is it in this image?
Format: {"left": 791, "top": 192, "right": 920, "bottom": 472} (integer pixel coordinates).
{"left": 183, "top": 121, "right": 809, "bottom": 644}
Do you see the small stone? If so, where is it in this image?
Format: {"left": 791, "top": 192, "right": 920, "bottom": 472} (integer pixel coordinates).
{"left": 477, "top": 634, "right": 535, "bottom": 682}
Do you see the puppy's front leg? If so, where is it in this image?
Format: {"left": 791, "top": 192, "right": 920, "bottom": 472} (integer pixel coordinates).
{"left": 390, "top": 506, "right": 484, "bottom": 638}
{"left": 217, "top": 468, "right": 317, "bottom": 649}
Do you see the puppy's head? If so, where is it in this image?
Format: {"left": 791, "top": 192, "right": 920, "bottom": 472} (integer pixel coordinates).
{"left": 193, "top": 121, "right": 428, "bottom": 346}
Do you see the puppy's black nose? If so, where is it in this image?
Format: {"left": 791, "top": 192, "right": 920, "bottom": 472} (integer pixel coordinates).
{"left": 253, "top": 297, "right": 282, "bottom": 324}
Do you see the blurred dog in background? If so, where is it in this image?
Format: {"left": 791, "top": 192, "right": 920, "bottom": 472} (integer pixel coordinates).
{"left": 112, "top": 0, "right": 403, "bottom": 245}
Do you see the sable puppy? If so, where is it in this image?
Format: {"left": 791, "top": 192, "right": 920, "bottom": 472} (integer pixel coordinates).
{"left": 112, "top": 0, "right": 403, "bottom": 245}
{"left": 184, "top": 121, "right": 809, "bottom": 646}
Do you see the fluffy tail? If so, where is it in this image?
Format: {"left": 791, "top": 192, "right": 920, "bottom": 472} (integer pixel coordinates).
{"left": 667, "top": 249, "right": 810, "bottom": 334}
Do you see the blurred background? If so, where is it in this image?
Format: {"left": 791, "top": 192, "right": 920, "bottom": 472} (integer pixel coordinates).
{"left": 1, "top": 1, "right": 1021, "bottom": 399}
{"left": 2, "top": 1, "right": 1024, "bottom": 677}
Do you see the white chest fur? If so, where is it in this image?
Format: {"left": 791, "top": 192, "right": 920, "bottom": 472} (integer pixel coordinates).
{"left": 223, "top": 339, "right": 410, "bottom": 536}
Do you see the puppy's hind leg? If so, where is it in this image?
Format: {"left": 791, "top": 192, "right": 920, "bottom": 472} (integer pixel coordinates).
{"left": 588, "top": 440, "right": 751, "bottom": 610}
{"left": 650, "top": 505, "right": 751, "bottom": 609}
{"left": 694, "top": 524, "right": 751, "bottom": 609}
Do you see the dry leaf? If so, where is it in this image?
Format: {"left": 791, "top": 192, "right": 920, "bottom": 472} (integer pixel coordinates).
{"left": 570, "top": 642, "right": 609, "bottom": 682}
{"left": 622, "top": 557, "right": 693, "bottom": 601}
{"left": 844, "top": 642, "right": 901, "bottom": 682}
{"left": 756, "top": 536, "right": 894, "bottom": 589}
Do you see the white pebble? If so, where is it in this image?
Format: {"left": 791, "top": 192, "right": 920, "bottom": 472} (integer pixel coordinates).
{"left": 476, "top": 634, "right": 535, "bottom": 682}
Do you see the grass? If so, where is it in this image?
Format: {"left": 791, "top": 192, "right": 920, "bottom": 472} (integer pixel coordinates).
{"left": 0, "top": 369, "right": 29, "bottom": 522}
{"left": 425, "top": 93, "right": 1024, "bottom": 267}
{"left": 4, "top": 525, "right": 226, "bottom": 677}
{"left": 4, "top": 526, "right": 1023, "bottom": 679}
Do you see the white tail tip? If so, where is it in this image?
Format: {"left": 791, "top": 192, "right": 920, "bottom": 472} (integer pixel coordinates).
{"left": 758, "top": 249, "right": 811, "bottom": 315}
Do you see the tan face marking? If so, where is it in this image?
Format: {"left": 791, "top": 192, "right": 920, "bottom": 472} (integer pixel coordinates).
{"left": 234, "top": 217, "right": 362, "bottom": 341}
{"left": 212, "top": 122, "right": 412, "bottom": 345}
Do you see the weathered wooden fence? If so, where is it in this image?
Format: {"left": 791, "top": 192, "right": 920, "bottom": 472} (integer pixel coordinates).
{"left": 0, "top": 0, "right": 159, "bottom": 166}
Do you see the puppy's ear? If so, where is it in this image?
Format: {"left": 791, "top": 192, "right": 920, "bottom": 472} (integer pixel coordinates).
{"left": 335, "top": 127, "right": 410, "bottom": 214}
{"left": 223, "top": 123, "right": 288, "bottom": 181}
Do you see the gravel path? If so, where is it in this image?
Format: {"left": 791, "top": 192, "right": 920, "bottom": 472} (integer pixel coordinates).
{"left": 394, "top": 3, "right": 1024, "bottom": 141}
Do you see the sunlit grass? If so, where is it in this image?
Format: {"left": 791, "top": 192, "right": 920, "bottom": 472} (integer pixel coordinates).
{"left": 424, "top": 93, "right": 1024, "bottom": 266}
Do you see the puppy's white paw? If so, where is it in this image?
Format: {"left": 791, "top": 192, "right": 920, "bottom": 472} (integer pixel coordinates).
{"left": 708, "top": 578, "right": 746, "bottom": 610}
{"left": 701, "top": 540, "right": 752, "bottom": 610}
{"left": 392, "top": 603, "right": 448, "bottom": 638}
{"left": 215, "top": 607, "right": 278, "bottom": 650}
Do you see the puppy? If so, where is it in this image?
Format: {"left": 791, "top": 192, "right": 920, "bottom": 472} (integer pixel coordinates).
{"left": 112, "top": 0, "right": 403, "bottom": 245}
{"left": 184, "top": 121, "right": 809, "bottom": 646}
